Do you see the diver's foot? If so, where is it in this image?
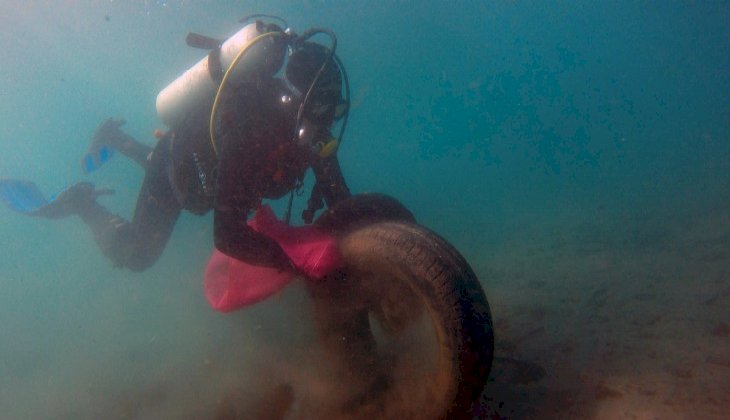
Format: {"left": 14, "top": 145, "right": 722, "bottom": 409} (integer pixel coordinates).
{"left": 91, "top": 118, "right": 129, "bottom": 150}
{"left": 83, "top": 118, "right": 152, "bottom": 172}
{"left": 81, "top": 118, "right": 128, "bottom": 173}
{"left": 35, "top": 182, "right": 113, "bottom": 219}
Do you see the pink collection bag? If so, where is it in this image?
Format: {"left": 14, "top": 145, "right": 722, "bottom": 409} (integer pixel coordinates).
{"left": 203, "top": 205, "right": 342, "bottom": 312}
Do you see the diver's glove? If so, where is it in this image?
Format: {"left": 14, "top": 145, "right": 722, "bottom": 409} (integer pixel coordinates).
{"left": 33, "top": 182, "right": 114, "bottom": 219}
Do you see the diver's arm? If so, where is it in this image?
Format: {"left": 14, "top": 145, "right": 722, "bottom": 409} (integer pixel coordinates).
{"left": 212, "top": 136, "right": 293, "bottom": 270}
{"left": 210, "top": 76, "right": 298, "bottom": 270}
{"left": 213, "top": 206, "right": 293, "bottom": 270}
{"left": 312, "top": 154, "right": 351, "bottom": 206}
{"left": 302, "top": 154, "right": 351, "bottom": 224}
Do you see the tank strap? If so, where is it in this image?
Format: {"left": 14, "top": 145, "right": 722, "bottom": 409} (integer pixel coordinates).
{"left": 207, "top": 47, "right": 224, "bottom": 85}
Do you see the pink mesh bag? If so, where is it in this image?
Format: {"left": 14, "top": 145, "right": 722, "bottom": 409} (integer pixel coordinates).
{"left": 204, "top": 205, "right": 342, "bottom": 312}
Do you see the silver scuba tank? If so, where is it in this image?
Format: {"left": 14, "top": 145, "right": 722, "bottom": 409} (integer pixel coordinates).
{"left": 155, "top": 23, "right": 285, "bottom": 128}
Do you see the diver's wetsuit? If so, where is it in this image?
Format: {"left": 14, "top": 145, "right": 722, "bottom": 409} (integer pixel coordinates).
{"left": 81, "top": 76, "right": 350, "bottom": 272}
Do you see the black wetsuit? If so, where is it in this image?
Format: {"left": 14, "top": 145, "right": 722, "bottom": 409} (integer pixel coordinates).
{"left": 80, "top": 77, "right": 350, "bottom": 272}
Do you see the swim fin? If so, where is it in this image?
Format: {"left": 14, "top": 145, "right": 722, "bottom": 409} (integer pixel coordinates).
{"left": 81, "top": 145, "right": 115, "bottom": 174}
{"left": 0, "top": 179, "right": 49, "bottom": 214}
{"left": 0, "top": 179, "right": 113, "bottom": 218}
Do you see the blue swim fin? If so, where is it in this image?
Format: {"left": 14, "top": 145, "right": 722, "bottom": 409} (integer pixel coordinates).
{"left": 81, "top": 145, "right": 115, "bottom": 174}
{"left": 0, "top": 179, "right": 50, "bottom": 213}
{"left": 0, "top": 180, "right": 113, "bottom": 218}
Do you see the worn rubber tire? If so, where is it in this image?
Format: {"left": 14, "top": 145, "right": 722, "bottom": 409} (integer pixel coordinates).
{"left": 336, "top": 221, "right": 494, "bottom": 419}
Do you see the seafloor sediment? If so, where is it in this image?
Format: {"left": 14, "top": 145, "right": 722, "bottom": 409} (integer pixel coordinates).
{"left": 476, "top": 208, "right": 730, "bottom": 419}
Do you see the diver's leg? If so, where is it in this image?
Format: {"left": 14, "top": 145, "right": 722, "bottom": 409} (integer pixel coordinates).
{"left": 114, "top": 134, "right": 153, "bottom": 169}
{"left": 76, "top": 201, "right": 131, "bottom": 265}
{"left": 79, "top": 138, "right": 181, "bottom": 271}
{"left": 89, "top": 118, "right": 153, "bottom": 170}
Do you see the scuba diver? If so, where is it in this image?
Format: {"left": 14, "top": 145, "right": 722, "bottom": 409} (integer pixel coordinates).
{"left": 0, "top": 18, "right": 406, "bottom": 414}
{"left": 0, "top": 18, "right": 351, "bottom": 274}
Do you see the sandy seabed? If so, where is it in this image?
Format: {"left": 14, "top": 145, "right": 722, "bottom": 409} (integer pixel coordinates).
{"left": 474, "top": 208, "right": 730, "bottom": 419}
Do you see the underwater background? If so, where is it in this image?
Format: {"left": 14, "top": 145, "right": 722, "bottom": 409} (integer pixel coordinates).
{"left": 0, "top": 1, "right": 728, "bottom": 418}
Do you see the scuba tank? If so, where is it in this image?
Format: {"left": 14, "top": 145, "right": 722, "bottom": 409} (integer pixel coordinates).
{"left": 155, "top": 22, "right": 286, "bottom": 128}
